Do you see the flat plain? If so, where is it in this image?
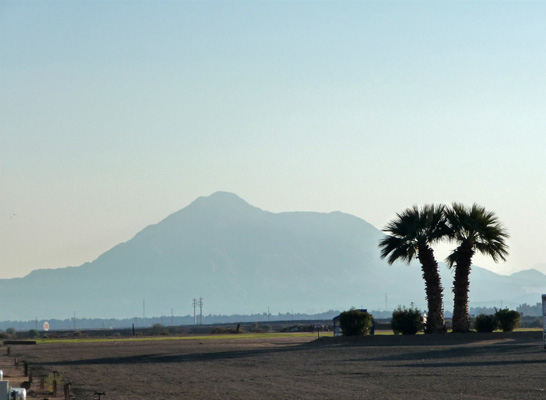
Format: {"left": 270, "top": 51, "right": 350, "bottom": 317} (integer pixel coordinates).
{"left": 8, "top": 331, "right": 546, "bottom": 399}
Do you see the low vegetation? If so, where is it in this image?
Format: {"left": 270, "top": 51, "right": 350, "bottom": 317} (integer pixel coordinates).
{"left": 473, "top": 309, "right": 521, "bottom": 332}
{"left": 150, "top": 323, "right": 169, "bottom": 335}
{"left": 474, "top": 314, "right": 497, "bottom": 332}
{"left": 211, "top": 324, "right": 245, "bottom": 334}
{"left": 495, "top": 308, "right": 521, "bottom": 332}
{"left": 28, "top": 329, "right": 40, "bottom": 338}
{"left": 339, "top": 309, "right": 373, "bottom": 336}
{"left": 0, "top": 327, "right": 17, "bottom": 339}
{"left": 391, "top": 306, "right": 423, "bottom": 335}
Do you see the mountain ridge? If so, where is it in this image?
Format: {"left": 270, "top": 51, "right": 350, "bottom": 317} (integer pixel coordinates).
{"left": 1, "top": 192, "right": 544, "bottom": 320}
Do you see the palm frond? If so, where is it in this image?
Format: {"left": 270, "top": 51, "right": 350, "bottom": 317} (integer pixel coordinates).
{"left": 379, "top": 204, "right": 447, "bottom": 265}
{"left": 445, "top": 202, "right": 509, "bottom": 264}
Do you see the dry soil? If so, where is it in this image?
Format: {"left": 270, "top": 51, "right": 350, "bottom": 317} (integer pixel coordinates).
{"left": 5, "top": 331, "right": 546, "bottom": 400}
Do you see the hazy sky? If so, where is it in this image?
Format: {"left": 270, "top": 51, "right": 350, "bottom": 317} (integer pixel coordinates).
{"left": 2, "top": 1, "right": 546, "bottom": 280}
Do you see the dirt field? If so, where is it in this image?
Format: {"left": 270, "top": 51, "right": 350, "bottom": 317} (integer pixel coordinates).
{"left": 5, "top": 331, "right": 546, "bottom": 399}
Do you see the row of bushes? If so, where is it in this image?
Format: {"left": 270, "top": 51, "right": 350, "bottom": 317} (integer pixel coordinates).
{"left": 0, "top": 308, "right": 524, "bottom": 339}
{"left": 337, "top": 307, "right": 423, "bottom": 336}
{"left": 339, "top": 307, "right": 522, "bottom": 336}
{"left": 474, "top": 309, "right": 521, "bottom": 332}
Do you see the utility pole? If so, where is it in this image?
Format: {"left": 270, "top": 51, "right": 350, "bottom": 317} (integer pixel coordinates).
{"left": 143, "top": 298, "right": 146, "bottom": 327}
{"left": 193, "top": 299, "right": 197, "bottom": 325}
{"left": 199, "top": 297, "right": 203, "bottom": 325}
{"left": 171, "top": 308, "right": 174, "bottom": 326}
{"left": 73, "top": 311, "right": 76, "bottom": 330}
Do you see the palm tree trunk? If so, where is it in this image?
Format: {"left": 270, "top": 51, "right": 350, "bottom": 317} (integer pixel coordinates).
{"left": 418, "top": 245, "right": 446, "bottom": 333}
{"left": 452, "top": 243, "right": 475, "bottom": 333}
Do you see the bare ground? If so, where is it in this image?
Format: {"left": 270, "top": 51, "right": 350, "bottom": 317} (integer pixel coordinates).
{"left": 5, "top": 331, "right": 546, "bottom": 400}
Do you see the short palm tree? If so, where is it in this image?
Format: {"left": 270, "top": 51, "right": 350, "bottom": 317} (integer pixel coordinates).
{"left": 379, "top": 205, "right": 448, "bottom": 333}
{"left": 445, "top": 203, "right": 509, "bottom": 333}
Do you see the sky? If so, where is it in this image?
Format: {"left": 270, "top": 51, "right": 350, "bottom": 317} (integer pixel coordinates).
{"left": 2, "top": 1, "right": 546, "bottom": 280}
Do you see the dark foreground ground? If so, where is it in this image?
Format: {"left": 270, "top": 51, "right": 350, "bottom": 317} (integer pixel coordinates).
{"left": 8, "top": 331, "right": 546, "bottom": 399}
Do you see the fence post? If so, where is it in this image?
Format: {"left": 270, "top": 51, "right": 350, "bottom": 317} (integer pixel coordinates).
{"left": 64, "top": 383, "right": 71, "bottom": 400}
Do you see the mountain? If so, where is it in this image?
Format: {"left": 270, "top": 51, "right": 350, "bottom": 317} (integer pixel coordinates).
{"left": 1, "top": 192, "right": 545, "bottom": 321}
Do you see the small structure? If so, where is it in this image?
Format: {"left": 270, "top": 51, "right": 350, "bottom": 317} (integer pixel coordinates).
{"left": 332, "top": 309, "right": 374, "bottom": 337}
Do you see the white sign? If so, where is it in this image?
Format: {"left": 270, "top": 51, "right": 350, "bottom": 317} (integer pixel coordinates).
{"left": 43, "top": 321, "right": 50, "bottom": 332}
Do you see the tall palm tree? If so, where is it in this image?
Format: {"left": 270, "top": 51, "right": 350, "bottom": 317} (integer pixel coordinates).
{"left": 445, "top": 203, "right": 509, "bottom": 333}
{"left": 379, "top": 205, "right": 448, "bottom": 333}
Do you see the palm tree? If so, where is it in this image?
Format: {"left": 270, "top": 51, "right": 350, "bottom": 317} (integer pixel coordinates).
{"left": 445, "top": 203, "right": 509, "bottom": 333}
{"left": 379, "top": 205, "right": 448, "bottom": 333}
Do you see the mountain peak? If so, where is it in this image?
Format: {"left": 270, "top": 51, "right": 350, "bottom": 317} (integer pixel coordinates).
{"left": 201, "top": 191, "right": 248, "bottom": 203}
{"left": 157, "top": 192, "right": 266, "bottom": 226}
{"left": 189, "top": 191, "right": 261, "bottom": 212}
{"left": 510, "top": 269, "right": 546, "bottom": 280}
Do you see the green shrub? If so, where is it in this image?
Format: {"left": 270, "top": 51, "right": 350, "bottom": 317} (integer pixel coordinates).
{"left": 339, "top": 309, "right": 373, "bottom": 336}
{"left": 28, "top": 329, "right": 40, "bottom": 338}
{"left": 495, "top": 308, "right": 521, "bottom": 332}
{"left": 391, "top": 306, "right": 423, "bottom": 335}
{"left": 6, "top": 328, "right": 16, "bottom": 338}
{"left": 474, "top": 314, "right": 497, "bottom": 332}
{"left": 150, "top": 323, "right": 167, "bottom": 335}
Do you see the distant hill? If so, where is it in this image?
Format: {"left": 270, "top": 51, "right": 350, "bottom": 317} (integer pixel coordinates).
{"left": 1, "top": 192, "right": 544, "bottom": 321}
